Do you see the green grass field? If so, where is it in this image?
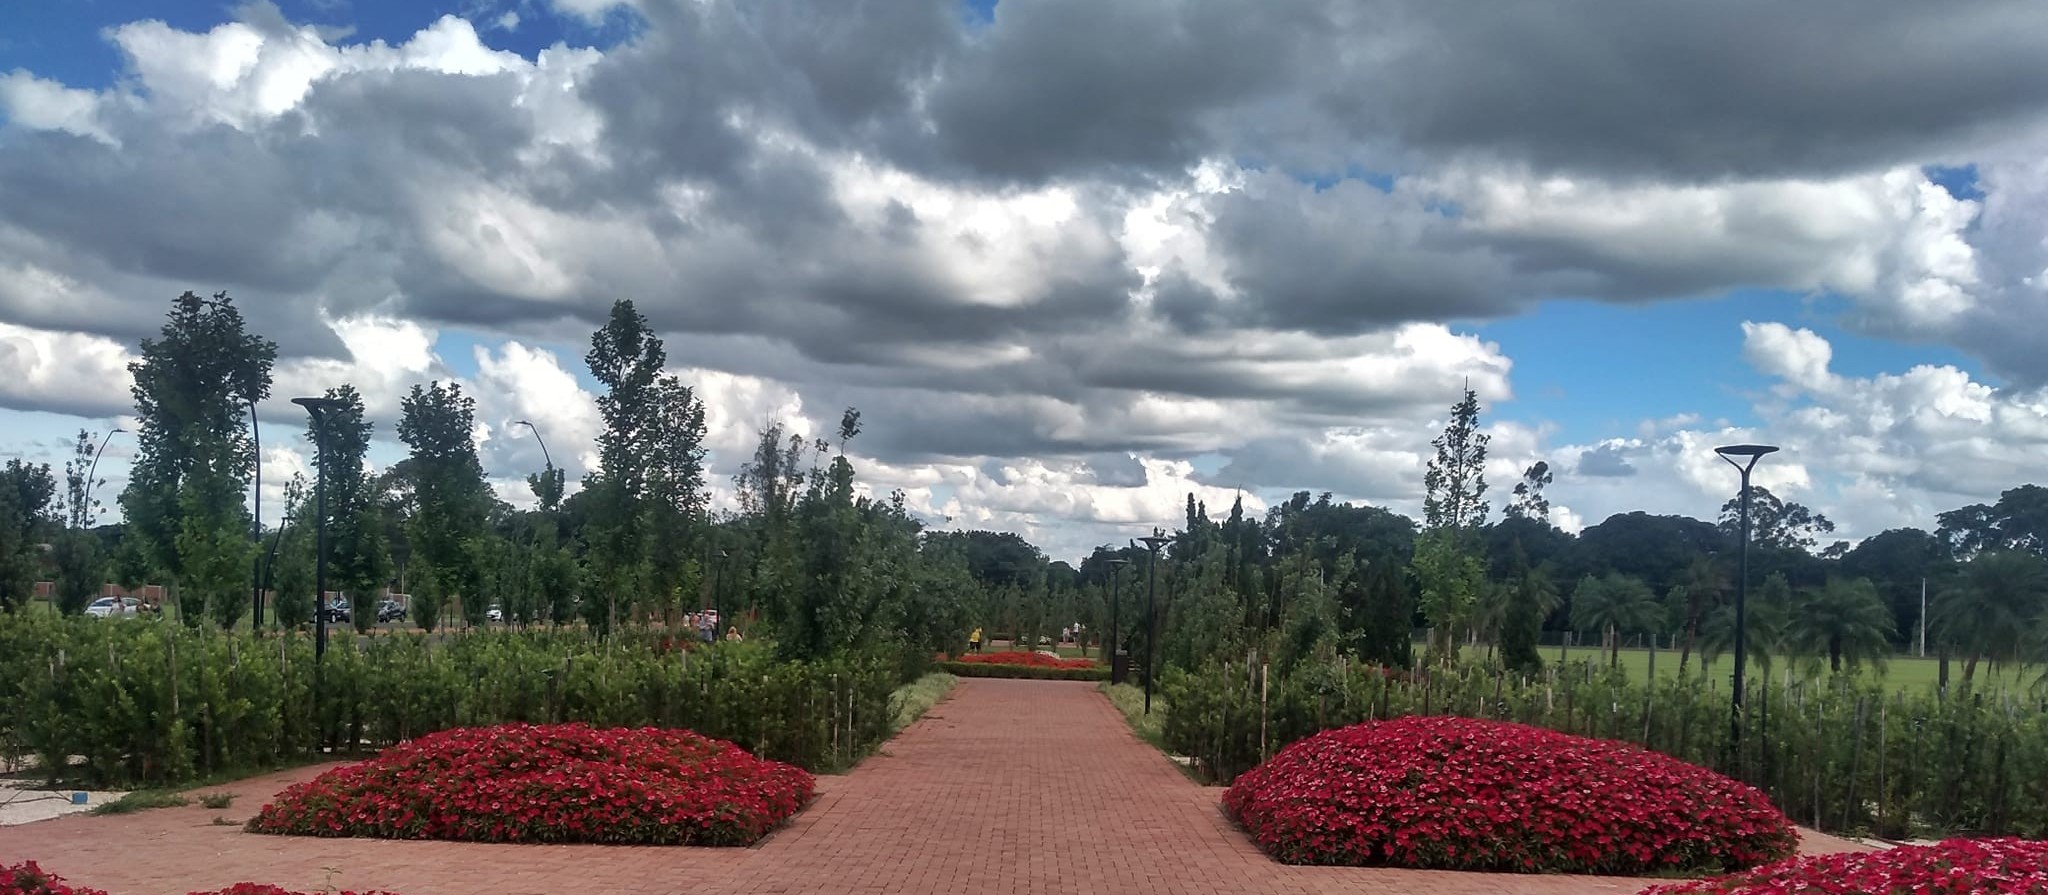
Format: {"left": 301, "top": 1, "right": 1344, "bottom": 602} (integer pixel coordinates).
{"left": 1496, "top": 643, "right": 2035, "bottom": 694}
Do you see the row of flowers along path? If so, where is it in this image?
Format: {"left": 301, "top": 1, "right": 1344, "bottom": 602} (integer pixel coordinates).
{"left": 0, "top": 678, "right": 1879, "bottom": 895}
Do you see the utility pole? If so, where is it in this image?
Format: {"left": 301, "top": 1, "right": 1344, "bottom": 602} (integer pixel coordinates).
{"left": 1918, "top": 577, "right": 1927, "bottom": 658}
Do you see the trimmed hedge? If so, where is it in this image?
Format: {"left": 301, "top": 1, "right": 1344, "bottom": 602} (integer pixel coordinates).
{"left": 937, "top": 660, "right": 1109, "bottom": 681}
{"left": 0, "top": 613, "right": 898, "bottom": 786}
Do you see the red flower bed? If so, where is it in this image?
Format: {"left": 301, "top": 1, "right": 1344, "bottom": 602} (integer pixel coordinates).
{"left": 247, "top": 723, "right": 812, "bottom": 846}
{"left": 1223, "top": 716, "right": 1796, "bottom": 875}
{"left": 952, "top": 651, "right": 1097, "bottom": 669}
{"left": 1, "top": 863, "right": 104, "bottom": 895}
{"left": 1641, "top": 838, "right": 2048, "bottom": 895}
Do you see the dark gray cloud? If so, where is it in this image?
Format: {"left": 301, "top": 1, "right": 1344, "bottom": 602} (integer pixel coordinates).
{"left": 1577, "top": 444, "right": 1638, "bottom": 478}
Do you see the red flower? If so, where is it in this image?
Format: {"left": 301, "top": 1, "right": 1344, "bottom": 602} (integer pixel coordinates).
{"left": 1222, "top": 716, "right": 1797, "bottom": 876}
{"left": 1641, "top": 837, "right": 2048, "bottom": 895}
{"left": 245, "top": 723, "right": 814, "bottom": 847}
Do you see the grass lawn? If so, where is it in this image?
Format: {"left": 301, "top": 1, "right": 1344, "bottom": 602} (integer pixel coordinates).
{"left": 1497, "top": 643, "right": 2035, "bottom": 694}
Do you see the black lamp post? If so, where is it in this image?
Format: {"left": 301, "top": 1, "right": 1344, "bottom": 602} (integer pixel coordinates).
{"left": 1138, "top": 534, "right": 1172, "bottom": 715}
{"left": 714, "top": 549, "right": 730, "bottom": 636}
{"left": 293, "top": 398, "right": 347, "bottom": 660}
{"left": 1106, "top": 557, "right": 1130, "bottom": 684}
{"left": 1714, "top": 442, "right": 1778, "bottom": 762}
{"left": 83, "top": 427, "right": 125, "bottom": 520}
{"left": 513, "top": 419, "right": 553, "bottom": 470}
{"left": 249, "top": 398, "right": 265, "bottom": 630}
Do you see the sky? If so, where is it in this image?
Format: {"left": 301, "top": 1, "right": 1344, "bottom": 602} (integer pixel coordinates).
{"left": 2, "top": 0, "right": 2046, "bottom": 562}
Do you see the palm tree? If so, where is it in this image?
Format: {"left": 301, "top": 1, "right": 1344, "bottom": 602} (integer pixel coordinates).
{"left": 1699, "top": 572, "right": 1792, "bottom": 684}
{"left": 1673, "top": 555, "right": 1727, "bottom": 674}
{"left": 1937, "top": 551, "right": 2048, "bottom": 682}
{"left": 1787, "top": 577, "right": 1894, "bottom": 674}
{"left": 1571, "top": 573, "right": 1664, "bottom": 668}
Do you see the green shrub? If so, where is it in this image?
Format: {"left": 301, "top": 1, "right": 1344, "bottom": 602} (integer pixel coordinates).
{"left": 89, "top": 790, "right": 188, "bottom": 815}
{"left": 197, "top": 792, "right": 234, "bottom": 809}
{"left": 0, "top": 613, "right": 900, "bottom": 786}
{"left": 935, "top": 660, "right": 1108, "bottom": 681}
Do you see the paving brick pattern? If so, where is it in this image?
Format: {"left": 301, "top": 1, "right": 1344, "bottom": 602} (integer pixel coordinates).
{"left": 0, "top": 678, "right": 1864, "bottom": 895}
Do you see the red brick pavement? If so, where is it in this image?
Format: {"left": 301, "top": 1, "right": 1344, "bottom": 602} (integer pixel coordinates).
{"left": 0, "top": 678, "right": 1865, "bottom": 895}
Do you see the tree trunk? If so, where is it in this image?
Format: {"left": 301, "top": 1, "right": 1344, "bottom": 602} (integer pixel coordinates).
{"left": 1608, "top": 624, "right": 1619, "bottom": 669}
{"left": 1964, "top": 654, "right": 1980, "bottom": 683}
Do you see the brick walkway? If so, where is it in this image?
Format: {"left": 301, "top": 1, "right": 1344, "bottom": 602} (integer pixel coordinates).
{"left": 0, "top": 678, "right": 1864, "bottom": 895}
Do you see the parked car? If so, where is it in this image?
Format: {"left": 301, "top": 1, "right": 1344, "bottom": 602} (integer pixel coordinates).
{"left": 322, "top": 599, "right": 351, "bottom": 624}
{"left": 85, "top": 596, "right": 142, "bottom": 618}
{"left": 376, "top": 600, "right": 406, "bottom": 623}
{"left": 486, "top": 605, "right": 503, "bottom": 623}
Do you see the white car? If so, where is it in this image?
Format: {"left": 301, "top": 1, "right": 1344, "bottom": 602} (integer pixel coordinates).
{"left": 486, "top": 606, "right": 503, "bottom": 623}
{"left": 85, "top": 597, "right": 142, "bottom": 618}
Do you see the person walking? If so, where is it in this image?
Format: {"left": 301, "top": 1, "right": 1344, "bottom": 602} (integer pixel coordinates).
{"left": 969, "top": 626, "right": 983, "bottom": 653}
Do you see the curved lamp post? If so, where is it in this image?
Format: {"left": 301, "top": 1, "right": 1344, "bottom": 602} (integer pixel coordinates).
{"left": 1715, "top": 442, "right": 1778, "bottom": 763}
{"left": 513, "top": 419, "right": 553, "bottom": 470}
{"left": 1106, "top": 557, "right": 1130, "bottom": 683}
{"left": 1137, "top": 534, "right": 1172, "bottom": 715}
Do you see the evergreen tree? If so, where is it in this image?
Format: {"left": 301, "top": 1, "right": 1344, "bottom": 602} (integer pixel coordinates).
{"left": 1416, "top": 385, "right": 1489, "bottom": 662}
{"left": 121, "top": 292, "right": 276, "bottom": 627}
{"left": 0, "top": 459, "right": 56, "bottom": 611}
{"left": 1499, "top": 542, "right": 1549, "bottom": 675}
{"left": 582, "top": 300, "right": 668, "bottom": 633}
{"left": 397, "top": 381, "right": 489, "bottom": 631}
{"left": 53, "top": 431, "right": 107, "bottom": 615}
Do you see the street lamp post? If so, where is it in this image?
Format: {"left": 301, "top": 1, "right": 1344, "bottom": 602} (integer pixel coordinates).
{"left": 250, "top": 398, "right": 265, "bottom": 630}
{"left": 513, "top": 419, "right": 553, "bottom": 470}
{"left": 293, "top": 396, "right": 347, "bottom": 739}
{"left": 1714, "top": 443, "right": 1778, "bottom": 765}
{"left": 83, "top": 427, "right": 125, "bottom": 522}
{"left": 1138, "top": 535, "right": 1172, "bottom": 715}
{"left": 714, "top": 549, "right": 730, "bottom": 637}
{"left": 1106, "top": 557, "right": 1130, "bottom": 684}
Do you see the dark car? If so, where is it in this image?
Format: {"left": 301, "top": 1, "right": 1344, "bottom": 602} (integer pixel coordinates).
{"left": 322, "top": 599, "right": 350, "bottom": 624}
{"left": 376, "top": 600, "right": 406, "bottom": 623}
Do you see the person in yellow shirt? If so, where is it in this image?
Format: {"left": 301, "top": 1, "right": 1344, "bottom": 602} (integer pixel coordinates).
{"left": 969, "top": 627, "right": 983, "bottom": 653}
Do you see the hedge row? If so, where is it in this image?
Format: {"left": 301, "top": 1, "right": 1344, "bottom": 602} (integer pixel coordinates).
{"left": 937, "top": 660, "right": 1109, "bottom": 681}
{"left": 1162, "top": 658, "right": 2048, "bottom": 840}
{"left": 0, "top": 613, "right": 899, "bottom": 786}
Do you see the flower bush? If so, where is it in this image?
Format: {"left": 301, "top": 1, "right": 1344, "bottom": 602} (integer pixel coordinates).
{"left": 1641, "top": 838, "right": 2048, "bottom": 895}
{"left": 1223, "top": 715, "right": 1797, "bottom": 875}
{"left": 247, "top": 723, "right": 813, "bottom": 846}
{"left": 952, "top": 651, "right": 1097, "bottom": 669}
{"left": 0, "top": 862, "right": 105, "bottom": 895}
{"left": 1, "top": 861, "right": 406, "bottom": 895}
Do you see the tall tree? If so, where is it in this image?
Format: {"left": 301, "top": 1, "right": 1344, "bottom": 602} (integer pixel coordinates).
{"left": 52, "top": 431, "right": 108, "bottom": 615}
{"left": 1416, "top": 385, "right": 1489, "bottom": 661}
{"left": 305, "top": 386, "right": 389, "bottom": 633}
{"left": 583, "top": 300, "right": 668, "bottom": 633}
{"left": 270, "top": 474, "right": 315, "bottom": 629}
{"left": 646, "top": 374, "right": 709, "bottom": 624}
{"left": 1937, "top": 485, "right": 2048, "bottom": 559}
{"left": 0, "top": 459, "right": 56, "bottom": 611}
{"left": 1498, "top": 543, "right": 1553, "bottom": 676}
{"left": 397, "top": 381, "right": 490, "bottom": 631}
{"left": 120, "top": 291, "right": 277, "bottom": 627}
{"left": 1506, "top": 461, "right": 1552, "bottom": 522}
{"left": 1718, "top": 485, "right": 1835, "bottom": 552}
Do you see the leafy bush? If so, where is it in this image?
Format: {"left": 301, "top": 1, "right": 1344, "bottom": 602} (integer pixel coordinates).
{"left": 1640, "top": 838, "right": 2048, "bottom": 895}
{"left": 197, "top": 792, "right": 235, "bottom": 809}
{"left": 0, "top": 614, "right": 899, "bottom": 787}
{"left": 1225, "top": 716, "right": 1796, "bottom": 875}
{"left": 951, "top": 651, "right": 1098, "bottom": 669}
{"left": 88, "top": 790, "right": 189, "bottom": 815}
{"left": 937, "top": 660, "right": 1108, "bottom": 681}
{"left": 1160, "top": 655, "right": 2048, "bottom": 840}
{"left": 247, "top": 723, "right": 812, "bottom": 846}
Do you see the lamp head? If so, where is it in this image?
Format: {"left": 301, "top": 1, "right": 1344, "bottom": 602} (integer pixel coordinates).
{"left": 1714, "top": 444, "right": 1780, "bottom": 459}
{"left": 291, "top": 396, "right": 346, "bottom": 416}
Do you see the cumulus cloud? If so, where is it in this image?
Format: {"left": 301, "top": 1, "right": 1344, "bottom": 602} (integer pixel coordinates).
{"left": 3, "top": 2, "right": 2048, "bottom": 558}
